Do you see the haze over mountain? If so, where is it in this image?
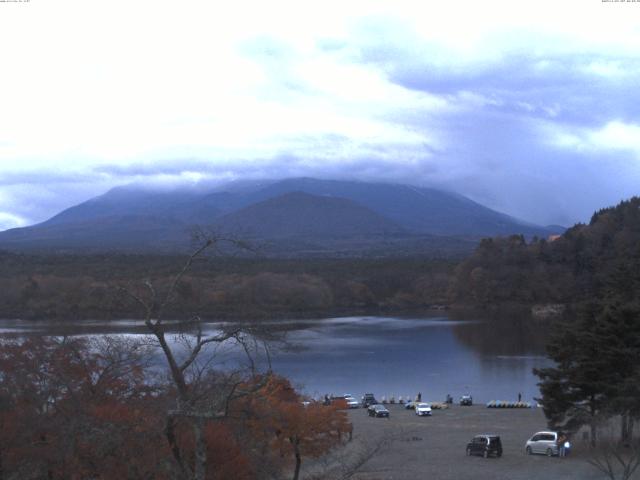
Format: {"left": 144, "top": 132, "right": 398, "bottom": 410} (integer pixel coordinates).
{"left": 0, "top": 178, "right": 562, "bottom": 256}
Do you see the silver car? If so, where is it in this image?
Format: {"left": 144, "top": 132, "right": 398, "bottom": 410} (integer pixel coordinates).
{"left": 525, "top": 431, "right": 558, "bottom": 456}
{"left": 344, "top": 396, "right": 360, "bottom": 409}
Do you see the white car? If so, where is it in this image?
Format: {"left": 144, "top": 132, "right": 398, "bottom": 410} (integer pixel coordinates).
{"left": 344, "top": 396, "right": 360, "bottom": 409}
{"left": 415, "top": 402, "right": 432, "bottom": 416}
{"left": 525, "top": 431, "right": 559, "bottom": 456}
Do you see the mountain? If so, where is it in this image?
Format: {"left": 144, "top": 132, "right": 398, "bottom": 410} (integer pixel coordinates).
{"left": 0, "top": 178, "right": 562, "bottom": 256}
{"left": 215, "top": 191, "right": 406, "bottom": 238}
{"left": 0, "top": 215, "right": 191, "bottom": 251}
{"left": 228, "top": 178, "right": 556, "bottom": 237}
{"left": 41, "top": 187, "right": 208, "bottom": 226}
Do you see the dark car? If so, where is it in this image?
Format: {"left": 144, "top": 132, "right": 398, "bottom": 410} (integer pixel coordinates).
{"left": 361, "top": 393, "right": 378, "bottom": 408}
{"left": 460, "top": 394, "right": 473, "bottom": 406}
{"left": 368, "top": 404, "right": 390, "bottom": 418}
{"left": 466, "top": 435, "right": 502, "bottom": 458}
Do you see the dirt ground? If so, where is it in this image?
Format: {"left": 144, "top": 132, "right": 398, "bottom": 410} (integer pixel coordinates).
{"left": 343, "top": 404, "right": 609, "bottom": 480}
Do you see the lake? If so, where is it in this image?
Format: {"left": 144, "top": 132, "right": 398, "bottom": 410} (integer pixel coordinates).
{"left": 0, "top": 315, "right": 550, "bottom": 404}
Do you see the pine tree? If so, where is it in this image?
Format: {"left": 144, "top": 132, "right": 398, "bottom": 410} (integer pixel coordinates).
{"left": 535, "top": 304, "right": 611, "bottom": 445}
{"left": 535, "top": 299, "right": 640, "bottom": 445}
{"left": 595, "top": 302, "right": 640, "bottom": 444}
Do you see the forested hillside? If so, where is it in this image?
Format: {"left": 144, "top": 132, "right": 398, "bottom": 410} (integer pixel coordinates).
{"left": 449, "top": 197, "right": 640, "bottom": 308}
{"left": 0, "top": 253, "right": 454, "bottom": 320}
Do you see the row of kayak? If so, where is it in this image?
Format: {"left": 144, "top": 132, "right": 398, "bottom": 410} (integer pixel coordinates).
{"left": 486, "top": 401, "right": 532, "bottom": 408}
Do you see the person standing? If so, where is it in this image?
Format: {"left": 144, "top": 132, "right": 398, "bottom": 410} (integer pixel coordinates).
{"left": 417, "top": 392, "right": 422, "bottom": 402}
{"left": 557, "top": 433, "right": 567, "bottom": 457}
{"left": 518, "top": 392, "right": 522, "bottom": 402}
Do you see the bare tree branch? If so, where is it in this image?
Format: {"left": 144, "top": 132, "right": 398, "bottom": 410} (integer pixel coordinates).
{"left": 588, "top": 443, "right": 640, "bottom": 480}
{"left": 114, "top": 232, "right": 277, "bottom": 480}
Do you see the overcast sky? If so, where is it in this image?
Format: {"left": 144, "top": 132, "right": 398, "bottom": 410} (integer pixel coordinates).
{"left": 1, "top": 0, "right": 639, "bottom": 230}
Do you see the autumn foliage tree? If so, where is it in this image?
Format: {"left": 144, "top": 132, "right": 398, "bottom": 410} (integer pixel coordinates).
{"left": 0, "top": 335, "right": 168, "bottom": 480}
{"left": 237, "top": 376, "right": 352, "bottom": 480}
{"left": 0, "top": 336, "right": 353, "bottom": 480}
{"left": 274, "top": 401, "right": 351, "bottom": 480}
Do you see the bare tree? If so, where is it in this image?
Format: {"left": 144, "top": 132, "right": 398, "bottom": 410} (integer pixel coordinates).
{"left": 301, "top": 426, "right": 412, "bottom": 480}
{"left": 588, "top": 443, "right": 640, "bottom": 480}
{"left": 586, "top": 419, "right": 640, "bottom": 480}
{"left": 119, "top": 234, "right": 273, "bottom": 480}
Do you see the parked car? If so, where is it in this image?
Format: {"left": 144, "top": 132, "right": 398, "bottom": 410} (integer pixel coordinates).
{"left": 405, "top": 400, "right": 417, "bottom": 410}
{"left": 466, "top": 435, "right": 502, "bottom": 458}
{"left": 368, "top": 404, "right": 390, "bottom": 418}
{"left": 415, "top": 403, "right": 432, "bottom": 416}
{"left": 460, "top": 394, "right": 473, "bottom": 406}
{"left": 525, "top": 431, "right": 559, "bottom": 456}
{"left": 362, "top": 393, "right": 378, "bottom": 408}
{"left": 344, "top": 396, "right": 360, "bottom": 409}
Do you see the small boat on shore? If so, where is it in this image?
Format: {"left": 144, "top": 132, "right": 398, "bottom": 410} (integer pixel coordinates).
{"left": 486, "top": 400, "right": 532, "bottom": 408}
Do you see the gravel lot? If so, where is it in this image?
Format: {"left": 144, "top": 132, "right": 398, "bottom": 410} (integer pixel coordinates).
{"left": 345, "top": 404, "right": 606, "bottom": 480}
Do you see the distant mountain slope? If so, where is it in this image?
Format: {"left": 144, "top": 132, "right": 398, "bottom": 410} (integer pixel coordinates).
{"left": 0, "top": 215, "right": 190, "bottom": 251}
{"left": 0, "top": 177, "right": 562, "bottom": 255}
{"left": 215, "top": 191, "right": 406, "bottom": 238}
{"left": 239, "top": 178, "right": 556, "bottom": 237}
{"left": 42, "top": 187, "right": 206, "bottom": 226}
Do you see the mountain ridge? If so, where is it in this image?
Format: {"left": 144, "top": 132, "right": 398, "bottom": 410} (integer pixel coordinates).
{"left": 0, "top": 178, "right": 563, "bottom": 256}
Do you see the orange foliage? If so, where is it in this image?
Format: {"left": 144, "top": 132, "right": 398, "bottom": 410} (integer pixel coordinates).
{"left": 0, "top": 336, "right": 168, "bottom": 479}
{"left": 204, "top": 422, "right": 254, "bottom": 480}
{"left": 235, "top": 376, "right": 352, "bottom": 477}
{"left": 0, "top": 341, "right": 351, "bottom": 480}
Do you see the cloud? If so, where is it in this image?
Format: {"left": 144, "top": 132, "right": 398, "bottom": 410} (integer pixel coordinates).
{"left": 0, "top": 0, "right": 639, "bottom": 229}
{"left": 0, "top": 212, "right": 27, "bottom": 231}
{"left": 589, "top": 121, "right": 640, "bottom": 155}
{"left": 548, "top": 120, "right": 640, "bottom": 157}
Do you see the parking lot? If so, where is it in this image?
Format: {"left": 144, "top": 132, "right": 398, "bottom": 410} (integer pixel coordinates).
{"left": 346, "top": 404, "right": 604, "bottom": 480}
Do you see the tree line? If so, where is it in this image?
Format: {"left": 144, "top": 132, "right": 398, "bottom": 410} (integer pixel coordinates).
{"left": 452, "top": 197, "right": 640, "bottom": 449}
{"left": 449, "top": 197, "right": 640, "bottom": 309}
{"left": 0, "top": 254, "right": 454, "bottom": 321}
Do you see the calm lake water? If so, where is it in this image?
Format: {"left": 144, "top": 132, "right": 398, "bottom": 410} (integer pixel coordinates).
{"left": 0, "top": 315, "right": 550, "bottom": 404}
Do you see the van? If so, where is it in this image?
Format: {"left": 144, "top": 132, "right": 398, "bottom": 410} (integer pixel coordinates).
{"left": 466, "top": 435, "right": 503, "bottom": 458}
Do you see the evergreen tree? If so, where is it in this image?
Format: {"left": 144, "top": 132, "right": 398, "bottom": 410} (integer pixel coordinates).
{"left": 534, "top": 304, "right": 611, "bottom": 445}
{"left": 596, "top": 302, "right": 640, "bottom": 444}
{"left": 535, "top": 301, "right": 640, "bottom": 445}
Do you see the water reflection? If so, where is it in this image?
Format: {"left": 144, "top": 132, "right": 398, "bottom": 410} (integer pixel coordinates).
{"left": 450, "top": 315, "right": 549, "bottom": 357}
{"left": 262, "top": 316, "right": 550, "bottom": 403}
{"left": 0, "top": 315, "right": 550, "bottom": 403}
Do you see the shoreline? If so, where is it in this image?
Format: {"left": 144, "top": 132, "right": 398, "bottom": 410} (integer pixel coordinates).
{"left": 0, "top": 305, "right": 454, "bottom": 324}
{"left": 342, "top": 404, "right": 601, "bottom": 480}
